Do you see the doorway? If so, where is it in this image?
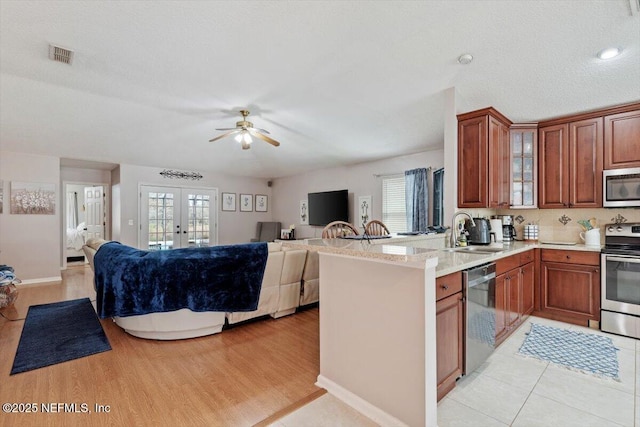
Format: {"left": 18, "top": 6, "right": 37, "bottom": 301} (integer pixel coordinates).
{"left": 139, "top": 185, "right": 218, "bottom": 250}
{"left": 63, "top": 182, "right": 108, "bottom": 267}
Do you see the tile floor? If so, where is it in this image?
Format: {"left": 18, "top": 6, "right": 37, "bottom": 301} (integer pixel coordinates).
{"left": 438, "top": 316, "right": 639, "bottom": 427}
{"left": 273, "top": 316, "right": 639, "bottom": 426}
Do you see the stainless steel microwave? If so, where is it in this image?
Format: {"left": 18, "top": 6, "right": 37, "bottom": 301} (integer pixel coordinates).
{"left": 603, "top": 167, "right": 640, "bottom": 207}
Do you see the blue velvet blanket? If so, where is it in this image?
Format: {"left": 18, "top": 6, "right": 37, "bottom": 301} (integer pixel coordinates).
{"left": 93, "top": 242, "right": 268, "bottom": 319}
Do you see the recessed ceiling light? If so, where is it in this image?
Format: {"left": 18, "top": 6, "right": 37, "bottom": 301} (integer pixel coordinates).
{"left": 458, "top": 54, "right": 473, "bottom": 65}
{"left": 597, "top": 47, "right": 621, "bottom": 60}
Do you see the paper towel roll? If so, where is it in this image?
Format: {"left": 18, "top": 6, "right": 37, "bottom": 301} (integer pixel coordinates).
{"left": 490, "top": 219, "right": 503, "bottom": 242}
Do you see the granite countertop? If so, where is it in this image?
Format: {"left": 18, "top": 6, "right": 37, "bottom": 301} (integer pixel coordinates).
{"left": 434, "top": 241, "right": 601, "bottom": 277}
{"left": 281, "top": 235, "right": 601, "bottom": 276}
{"left": 280, "top": 237, "right": 439, "bottom": 264}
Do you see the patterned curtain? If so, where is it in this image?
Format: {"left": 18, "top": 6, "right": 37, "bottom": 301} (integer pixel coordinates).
{"left": 432, "top": 168, "right": 444, "bottom": 227}
{"left": 405, "top": 168, "right": 428, "bottom": 232}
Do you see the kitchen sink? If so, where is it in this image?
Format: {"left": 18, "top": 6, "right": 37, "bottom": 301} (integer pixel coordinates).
{"left": 441, "top": 246, "right": 505, "bottom": 254}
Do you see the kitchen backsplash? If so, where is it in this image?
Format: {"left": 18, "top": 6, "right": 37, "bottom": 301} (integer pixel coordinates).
{"left": 459, "top": 208, "right": 640, "bottom": 245}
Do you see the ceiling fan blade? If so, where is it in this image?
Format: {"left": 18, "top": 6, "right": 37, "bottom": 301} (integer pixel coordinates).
{"left": 255, "top": 128, "right": 270, "bottom": 134}
{"left": 209, "top": 129, "right": 241, "bottom": 142}
{"left": 215, "top": 127, "right": 239, "bottom": 131}
{"left": 248, "top": 128, "right": 280, "bottom": 147}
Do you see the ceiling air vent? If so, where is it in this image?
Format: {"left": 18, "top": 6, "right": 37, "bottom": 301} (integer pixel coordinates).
{"left": 48, "top": 44, "right": 74, "bottom": 65}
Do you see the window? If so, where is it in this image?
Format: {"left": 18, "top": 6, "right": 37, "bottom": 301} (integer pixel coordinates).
{"left": 382, "top": 175, "right": 407, "bottom": 233}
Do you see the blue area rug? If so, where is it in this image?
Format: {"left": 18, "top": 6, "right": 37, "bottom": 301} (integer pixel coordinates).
{"left": 518, "top": 323, "right": 619, "bottom": 380}
{"left": 11, "top": 298, "right": 111, "bottom": 375}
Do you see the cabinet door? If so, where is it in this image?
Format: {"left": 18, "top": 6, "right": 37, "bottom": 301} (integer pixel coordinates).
{"left": 458, "top": 116, "right": 488, "bottom": 207}
{"left": 436, "top": 292, "right": 463, "bottom": 401}
{"left": 510, "top": 127, "right": 537, "bottom": 208}
{"left": 488, "top": 118, "right": 510, "bottom": 208}
{"left": 508, "top": 271, "right": 521, "bottom": 328}
{"left": 604, "top": 109, "right": 640, "bottom": 169}
{"left": 520, "top": 262, "right": 535, "bottom": 316}
{"left": 495, "top": 273, "right": 508, "bottom": 341}
{"left": 569, "top": 118, "right": 603, "bottom": 207}
{"left": 540, "top": 261, "right": 601, "bottom": 325}
{"left": 539, "top": 124, "right": 569, "bottom": 208}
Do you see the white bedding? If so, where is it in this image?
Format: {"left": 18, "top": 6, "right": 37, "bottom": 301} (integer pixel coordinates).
{"left": 66, "top": 222, "right": 87, "bottom": 250}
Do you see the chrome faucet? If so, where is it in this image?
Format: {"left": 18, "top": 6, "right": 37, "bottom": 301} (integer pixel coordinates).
{"left": 450, "top": 211, "right": 475, "bottom": 247}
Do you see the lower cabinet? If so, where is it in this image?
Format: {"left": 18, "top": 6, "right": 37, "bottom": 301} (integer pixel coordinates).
{"left": 539, "top": 249, "right": 600, "bottom": 326}
{"left": 495, "top": 251, "right": 535, "bottom": 346}
{"left": 435, "top": 272, "right": 463, "bottom": 401}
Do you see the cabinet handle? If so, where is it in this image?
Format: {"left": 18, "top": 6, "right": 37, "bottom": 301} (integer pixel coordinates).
{"left": 566, "top": 255, "right": 571, "bottom": 260}
{"left": 594, "top": 269, "right": 599, "bottom": 273}
{"left": 441, "top": 284, "right": 449, "bottom": 290}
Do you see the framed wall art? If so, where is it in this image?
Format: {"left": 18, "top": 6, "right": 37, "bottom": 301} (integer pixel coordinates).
{"left": 240, "top": 194, "right": 253, "bottom": 212}
{"left": 221, "top": 192, "right": 236, "bottom": 211}
{"left": 255, "top": 194, "right": 268, "bottom": 212}
{"left": 358, "top": 195, "right": 372, "bottom": 225}
{"left": 10, "top": 181, "right": 56, "bottom": 215}
{"left": 299, "top": 199, "right": 308, "bottom": 225}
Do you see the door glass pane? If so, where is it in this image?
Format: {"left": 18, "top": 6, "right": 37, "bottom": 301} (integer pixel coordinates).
{"left": 523, "top": 183, "right": 534, "bottom": 206}
{"left": 187, "top": 194, "right": 210, "bottom": 247}
{"left": 147, "top": 192, "right": 174, "bottom": 250}
{"left": 523, "top": 132, "right": 534, "bottom": 154}
{"left": 512, "top": 133, "right": 522, "bottom": 154}
{"left": 513, "top": 158, "right": 522, "bottom": 181}
{"left": 523, "top": 158, "right": 534, "bottom": 181}
{"left": 513, "top": 182, "right": 523, "bottom": 206}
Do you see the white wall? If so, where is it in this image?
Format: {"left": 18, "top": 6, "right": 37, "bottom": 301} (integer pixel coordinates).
{"left": 271, "top": 150, "right": 444, "bottom": 239}
{"left": 114, "top": 164, "right": 273, "bottom": 247}
{"left": 0, "top": 151, "right": 61, "bottom": 282}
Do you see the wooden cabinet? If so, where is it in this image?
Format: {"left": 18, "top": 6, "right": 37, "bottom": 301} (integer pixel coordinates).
{"left": 539, "top": 118, "right": 603, "bottom": 208}
{"left": 538, "top": 249, "right": 600, "bottom": 326}
{"left": 458, "top": 108, "right": 512, "bottom": 208}
{"left": 436, "top": 272, "right": 463, "bottom": 401}
{"left": 604, "top": 109, "right": 640, "bottom": 169}
{"left": 495, "top": 251, "right": 535, "bottom": 346}
{"left": 510, "top": 125, "right": 538, "bottom": 208}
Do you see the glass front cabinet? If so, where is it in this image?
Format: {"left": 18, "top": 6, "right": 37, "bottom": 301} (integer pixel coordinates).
{"left": 510, "top": 125, "right": 538, "bottom": 208}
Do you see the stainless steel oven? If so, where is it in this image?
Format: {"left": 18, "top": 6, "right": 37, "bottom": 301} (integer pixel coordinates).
{"left": 603, "top": 167, "right": 640, "bottom": 207}
{"left": 600, "top": 223, "right": 640, "bottom": 339}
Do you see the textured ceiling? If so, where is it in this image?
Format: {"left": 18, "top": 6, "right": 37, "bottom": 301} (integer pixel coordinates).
{"left": 1, "top": 1, "right": 639, "bottom": 178}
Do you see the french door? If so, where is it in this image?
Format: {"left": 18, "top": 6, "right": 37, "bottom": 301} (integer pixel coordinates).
{"left": 140, "top": 185, "right": 218, "bottom": 250}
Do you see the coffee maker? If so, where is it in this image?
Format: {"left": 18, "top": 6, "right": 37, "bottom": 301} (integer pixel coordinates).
{"left": 493, "top": 215, "right": 516, "bottom": 242}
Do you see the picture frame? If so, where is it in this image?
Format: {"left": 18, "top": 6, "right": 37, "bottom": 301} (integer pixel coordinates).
{"left": 299, "top": 199, "right": 308, "bottom": 225}
{"left": 358, "top": 195, "right": 372, "bottom": 226}
{"left": 221, "top": 192, "right": 236, "bottom": 211}
{"left": 10, "top": 181, "right": 56, "bottom": 215}
{"left": 240, "top": 193, "right": 253, "bottom": 212}
{"left": 255, "top": 194, "right": 268, "bottom": 212}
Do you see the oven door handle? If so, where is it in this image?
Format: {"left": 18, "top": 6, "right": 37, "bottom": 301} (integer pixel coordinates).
{"left": 604, "top": 255, "right": 640, "bottom": 264}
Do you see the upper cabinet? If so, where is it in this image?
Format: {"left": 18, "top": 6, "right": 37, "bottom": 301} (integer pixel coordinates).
{"left": 538, "top": 117, "right": 603, "bottom": 208}
{"left": 457, "top": 108, "right": 512, "bottom": 208}
{"left": 510, "top": 125, "right": 537, "bottom": 208}
{"left": 604, "top": 109, "right": 640, "bottom": 169}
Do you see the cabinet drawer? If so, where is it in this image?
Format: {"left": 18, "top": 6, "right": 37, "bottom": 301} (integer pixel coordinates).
{"left": 436, "top": 271, "right": 462, "bottom": 301}
{"left": 496, "top": 254, "right": 521, "bottom": 275}
{"left": 519, "top": 249, "right": 535, "bottom": 265}
{"left": 541, "top": 249, "right": 599, "bottom": 265}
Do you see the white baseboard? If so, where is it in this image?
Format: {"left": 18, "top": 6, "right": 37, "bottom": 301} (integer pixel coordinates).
{"left": 16, "top": 276, "right": 62, "bottom": 286}
{"left": 315, "top": 374, "right": 408, "bottom": 427}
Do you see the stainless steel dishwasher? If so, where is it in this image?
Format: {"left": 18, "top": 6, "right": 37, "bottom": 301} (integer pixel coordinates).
{"left": 463, "top": 262, "right": 496, "bottom": 375}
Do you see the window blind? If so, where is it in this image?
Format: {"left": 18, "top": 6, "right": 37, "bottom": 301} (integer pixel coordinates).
{"left": 382, "top": 175, "right": 407, "bottom": 233}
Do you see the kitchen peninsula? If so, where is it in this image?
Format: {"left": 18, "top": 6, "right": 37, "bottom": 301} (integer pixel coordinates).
{"left": 282, "top": 235, "right": 604, "bottom": 427}
{"left": 282, "top": 237, "right": 440, "bottom": 427}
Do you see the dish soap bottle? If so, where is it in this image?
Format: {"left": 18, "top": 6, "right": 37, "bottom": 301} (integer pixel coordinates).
{"left": 458, "top": 233, "right": 468, "bottom": 247}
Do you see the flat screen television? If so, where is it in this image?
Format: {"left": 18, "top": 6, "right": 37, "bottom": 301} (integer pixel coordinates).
{"left": 308, "top": 189, "right": 348, "bottom": 226}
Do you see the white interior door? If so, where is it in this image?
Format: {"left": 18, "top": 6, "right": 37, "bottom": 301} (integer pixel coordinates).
{"left": 140, "top": 185, "right": 217, "bottom": 250}
{"left": 84, "top": 186, "right": 105, "bottom": 240}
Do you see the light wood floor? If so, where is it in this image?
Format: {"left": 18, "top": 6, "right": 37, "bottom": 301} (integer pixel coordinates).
{"left": 0, "top": 265, "right": 320, "bottom": 427}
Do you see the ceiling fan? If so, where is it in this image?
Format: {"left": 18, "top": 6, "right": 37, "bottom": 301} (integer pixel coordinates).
{"left": 209, "top": 110, "right": 280, "bottom": 150}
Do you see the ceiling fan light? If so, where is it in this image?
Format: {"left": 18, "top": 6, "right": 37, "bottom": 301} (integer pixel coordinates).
{"left": 234, "top": 133, "right": 243, "bottom": 143}
{"left": 243, "top": 133, "right": 252, "bottom": 144}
